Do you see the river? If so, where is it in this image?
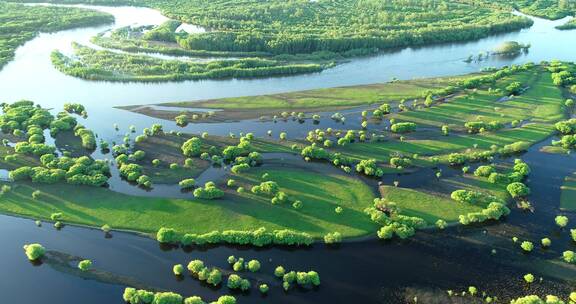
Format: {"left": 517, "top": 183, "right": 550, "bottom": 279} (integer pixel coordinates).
{"left": 0, "top": 3, "right": 575, "bottom": 304}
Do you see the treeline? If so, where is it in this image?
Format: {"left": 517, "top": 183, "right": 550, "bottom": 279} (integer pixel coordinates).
{"left": 156, "top": 227, "right": 314, "bottom": 247}
{"left": 0, "top": 2, "right": 113, "bottom": 69}
{"left": 51, "top": 44, "right": 325, "bottom": 82}
{"left": 151, "top": 0, "right": 534, "bottom": 55}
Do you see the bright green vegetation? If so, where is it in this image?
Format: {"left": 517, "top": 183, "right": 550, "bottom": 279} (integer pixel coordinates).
{"left": 560, "top": 173, "right": 576, "bottom": 211}
{"left": 51, "top": 43, "right": 325, "bottom": 82}
{"left": 507, "top": 0, "right": 576, "bottom": 20}
{"left": 23, "top": 243, "right": 45, "bottom": 260}
{"left": 379, "top": 176, "right": 508, "bottom": 224}
{"left": 123, "top": 75, "right": 462, "bottom": 121}
{"left": 133, "top": 133, "right": 291, "bottom": 184}
{"left": 12, "top": 0, "right": 533, "bottom": 56}
{"left": 0, "top": 2, "right": 113, "bottom": 69}
{"left": 0, "top": 164, "right": 376, "bottom": 237}
{"left": 326, "top": 64, "right": 566, "bottom": 165}
{"left": 123, "top": 288, "right": 236, "bottom": 304}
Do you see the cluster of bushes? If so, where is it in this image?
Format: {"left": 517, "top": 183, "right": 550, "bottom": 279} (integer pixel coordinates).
{"left": 123, "top": 288, "right": 236, "bottom": 304}
{"left": 157, "top": 227, "right": 313, "bottom": 247}
{"left": 0, "top": 101, "right": 53, "bottom": 135}
{"left": 50, "top": 112, "right": 77, "bottom": 136}
{"left": 274, "top": 266, "right": 320, "bottom": 291}
{"left": 390, "top": 122, "right": 417, "bottom": 133}
{"left": 356, "top": 159, "right": 384, "bottom": 177}
{"left": 193, "top": 181, "right": 225, "bottom": 199}
{"left": 475, "top": 159, "right": 531, "bottom": 185}
{"left": 372, "top": 103, "right": 391, "bottom": 118}
{"left": 74, "top": 125, "right": 96, "bottom": 150}
{"left": 464, "top": 120, "right": 504, "bottom": 133}
{"left": 227, "top": 256, "right": 261, "bottom": 272}
{"left": 14, "top": 142, "right": 55, "bottom": 156}
{"left": 364, "top": 200, "right": 427, "bottom": 240}
{"left": 552, "top": 134, "right": 576, "bottom": 149}
{"left": 389, "top": 157, "right": 412, "bottom": 169}
{"left": 181, "top": 137, "right": 202, "bottom": 157}
{"left": 447, "top": 141, "right": 530, "bottom": 165}
{"left": 250, "top": 180, "right": 288, "bottom": 204}
{"left": 187, "top": 259, "right": 223, "bottom": 286}
{"left": 450, "top": 189, "right": 503, "bottom": 205}
{"left": 323, "top": 232, "right": 342, "bottom": 244}
{"left": 555, "top": 118, "right": 576, "bottom": 134}
{"left": 11, "top": 155, "right": 109, "bottom": 186}
{"left": 458, "top": 202, "right": 510, "bottom": 225}
{"left": 227, "top": 274, "right": 251, "bottom": 291}
{"left": 23, "top": 243, "right": 45, "bottom": 261}
{"left": 459, "top": 64, "right": 534, "bottom": 89}
{"left": 63, "top": 103, "right": 86, "bottom": 115}
{"left": 222, "top": 136, "right": 254, "bottom": 161}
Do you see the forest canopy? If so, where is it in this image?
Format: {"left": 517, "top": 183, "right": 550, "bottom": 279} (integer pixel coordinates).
{"left": 0, "top": 2, "right": 113, "bottom": 69}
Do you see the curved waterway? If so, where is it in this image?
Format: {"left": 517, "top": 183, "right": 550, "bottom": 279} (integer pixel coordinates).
{"left": 1, "top": 3, "right": 576, "bottom": 304}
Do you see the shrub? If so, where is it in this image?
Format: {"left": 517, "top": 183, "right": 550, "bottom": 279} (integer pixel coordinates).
{"left": 274, "top": 266, "right": 286, "bottom": 278}
{"left": 181, "top": 137, "right": 202, "bottom": 156}
{"left": 506, "top": 182, "right": 530, "bottom": 198}
{"left": 541, "top": 238, "right": 551, "bottom": 247}
{"left": 247, "top": 259, "right": 261, "bottom": 272}
{"left": 179, "top": 178, "right": 196, "bottom": 189}
{"left": 435, "top": 219, "right": 447, "bottom": 230}
{"left": 390, "top": 122, "right": 417, "bottom": 133}
{"left": 520, "top": 241, "right": 534, "bottom": 252}
{"left": 193, "top": 182, "right": 224, "bottom": 199}
{"left": 157, "top": 227, "right": 180, "bottom": 244}
{"left": 23, "top": 243, "right": 45, "bottom": 260}
{"left": 474, "top": 165, "right": 495, "bottom": 177}
{"left": 323, "top": 232, "right": 342, "bottom": 244}
{"left": 153, "top": 292, "right": 183, "bottom": 304}
{"left": 173, "top": 264, "right": 184, "bottom": 276}
{"left": 523, "top": 273, "right": 534, "bottom": 283}
{"left": 259, "top": 284, "right": 269, "bottom": 294}
{"left": 555, "top": 215, "right": 569, "bottom": 228}
{"left": 78, "top": 259, "right": 92, "bottom": 271}
{"left": 563, "top": 250, "right": 576, "bottom": 264}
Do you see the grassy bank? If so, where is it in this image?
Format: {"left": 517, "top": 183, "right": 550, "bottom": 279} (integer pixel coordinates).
{"left": 0, "top": 164, "right": 377, "bottom": 238}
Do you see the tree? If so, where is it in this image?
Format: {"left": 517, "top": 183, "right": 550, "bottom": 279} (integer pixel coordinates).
{"left": 555, "top": 215, "right": 569, "bottom": 228}
{"left": 259, "top": 284, "right": 269, "bottom": 294}
{"left": 523, "top": 273, "right": 534, "bottom": 283}
{"left": 78, "top": 259, "right": 92, "bottom": 271}
{"left": 506, "top": 182, "right": 530, "bottom": 198}
{"left": 247, "top": 259, "right": 261, "bottom": 272}
{"left": 23, "top": 243, "right": 45, "bottom": 260}
{"left": 179, "top": 178, "right": 196, "bottom": 189}
{"left": 520, "top": 241, "right": 533, "bottom": 252}
{"left": 157, "top": 227, "right": 180, "bottom": 244}
{"left": 181, "top": 137, "right": 202, "bottom": 156}
{"left": 563, "top": 250, "right": 576, "bottom": 264}
{"left": 541, "top": 238, "right": 551, "bottom": 247}
{"left": 173, "top": 264, "right": 184, "bottom": 276}
{"left": 274, "top": 266, "right": 286, "bottom": 278}
{"left": 323, "top": 232, "right": 342, "bottom": 244}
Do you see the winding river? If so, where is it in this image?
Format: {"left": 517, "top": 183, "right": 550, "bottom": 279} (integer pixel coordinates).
{"left": 1, "top": 3, "right": 576, "bottom": 304}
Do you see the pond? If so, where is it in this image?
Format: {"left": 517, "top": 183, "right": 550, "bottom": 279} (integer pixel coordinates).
{"left": 0, "top": 3, "right": 575, "bottom": 304}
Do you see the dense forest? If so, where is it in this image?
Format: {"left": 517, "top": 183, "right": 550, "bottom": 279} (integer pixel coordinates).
{"left": 6, "top": 0, "right": 534, "bottom": 56}
{"left": 51, "top": 43, "right": 326, "bottom": 82}
{"left": 0, "top": 2, "right": 113, "bottom": 69}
